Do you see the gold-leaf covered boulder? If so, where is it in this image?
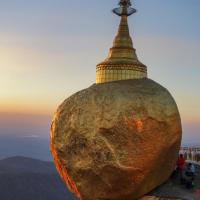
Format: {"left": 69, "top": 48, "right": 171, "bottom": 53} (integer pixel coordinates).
{"left": 50, "top": 1, "right": 182, "bottom": 199}
{"left": 50, "top": 79, "right": 182, "bottom": 200}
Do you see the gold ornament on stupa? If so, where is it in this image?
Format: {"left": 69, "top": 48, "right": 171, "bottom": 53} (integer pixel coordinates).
{"left": 96, "top": 0, "right": 147, "bottom": 84}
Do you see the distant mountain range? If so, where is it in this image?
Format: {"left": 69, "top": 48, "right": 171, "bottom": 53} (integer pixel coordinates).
{"left": 0, "top": 156, "right": 77, "bottom": 200}
{"left": 0, "top": 135, "right": 52, "bottom": 161}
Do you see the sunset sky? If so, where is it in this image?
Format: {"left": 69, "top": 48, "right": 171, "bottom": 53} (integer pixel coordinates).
{"left": 0, "top": 0, "right": 200, "bottom": 147}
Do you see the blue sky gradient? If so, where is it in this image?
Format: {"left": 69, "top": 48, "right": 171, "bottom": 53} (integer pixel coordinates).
{"left": 0, "top": 0, "right": 199, "bottom": 148}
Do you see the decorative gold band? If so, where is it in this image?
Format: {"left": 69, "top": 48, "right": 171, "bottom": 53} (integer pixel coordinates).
{"left": 96, "top": 64, "right": 147, "bottom": 72}
{"left": 96, "top": 67, "right": 147, "bottom": 84}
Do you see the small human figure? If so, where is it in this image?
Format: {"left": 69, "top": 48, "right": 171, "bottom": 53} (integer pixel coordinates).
{"left": 176, "top": 154, "right": 185, "bottom": 181}
{"left": 185, "top": 162, "right": 195, "bottom": 189}
{"left": 189, "top": 149, "right": 192, "bottom": 160}
{"left": 186, "top": 162, "right": 195, "bottom": 177}
{"left": 191, "top": 150, "right": 194, "bottom": 161}
{"left": 184, "top": 151, "right": 187, "bottom": 160}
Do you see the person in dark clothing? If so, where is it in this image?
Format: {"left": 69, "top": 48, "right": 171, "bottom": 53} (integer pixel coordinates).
{"left": 186, "top": 162, "right": 195, "bottom": 177}
{"left": 185, "top": 162, "right": 195, "bottom": 189}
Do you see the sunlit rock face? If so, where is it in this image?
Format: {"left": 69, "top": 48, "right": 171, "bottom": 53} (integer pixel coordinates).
{"left": 50, "top": 78, "right": 182, "bottom": 200}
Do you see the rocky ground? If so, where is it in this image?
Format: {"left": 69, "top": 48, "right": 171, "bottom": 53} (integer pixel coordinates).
{"left": 142, "top": 163, "right": 200, "bottom": 200}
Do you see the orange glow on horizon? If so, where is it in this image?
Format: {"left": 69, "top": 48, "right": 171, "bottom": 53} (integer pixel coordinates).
{"left": 0, "top": 102, "right": 56, "bottom": 115}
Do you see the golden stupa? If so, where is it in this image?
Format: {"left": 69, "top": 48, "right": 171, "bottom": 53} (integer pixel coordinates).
{"left": 96, "top": 0, "right": 147, "bottom": 84}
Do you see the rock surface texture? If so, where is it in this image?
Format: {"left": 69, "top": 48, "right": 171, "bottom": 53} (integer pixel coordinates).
{"left": 50, "top": 79, "right": 182, "bottom": 200}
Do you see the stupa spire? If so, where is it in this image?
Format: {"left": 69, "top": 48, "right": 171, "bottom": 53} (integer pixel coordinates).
{"left": 96, "top": 0, "right": 147, "bottom": 84}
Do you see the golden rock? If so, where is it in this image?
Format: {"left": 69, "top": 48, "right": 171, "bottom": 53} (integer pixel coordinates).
{"left": 50, "top": 79, "right": 182, "bottom": 200}
{"left": 50, "top": 1, "right": 182, "bottom": 199}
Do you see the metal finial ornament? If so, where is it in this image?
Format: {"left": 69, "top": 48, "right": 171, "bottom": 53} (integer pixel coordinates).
{"left": 113, "top": 0, "right": 136, "bottom": 16}
{"left": 119, "top": 0, "right": 131, "bottom": 6}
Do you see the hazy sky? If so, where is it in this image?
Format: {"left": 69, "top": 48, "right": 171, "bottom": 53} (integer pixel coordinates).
{"left": 0, "top": 0, "right": 200, "bottom": 145}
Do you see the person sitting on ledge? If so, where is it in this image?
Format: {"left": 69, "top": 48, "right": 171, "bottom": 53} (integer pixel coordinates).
{"left": 183, "top": 162, "right": 195, "bottom": 189}
{"left": 186, "top": 162, "right": 195, "bottom": 177}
